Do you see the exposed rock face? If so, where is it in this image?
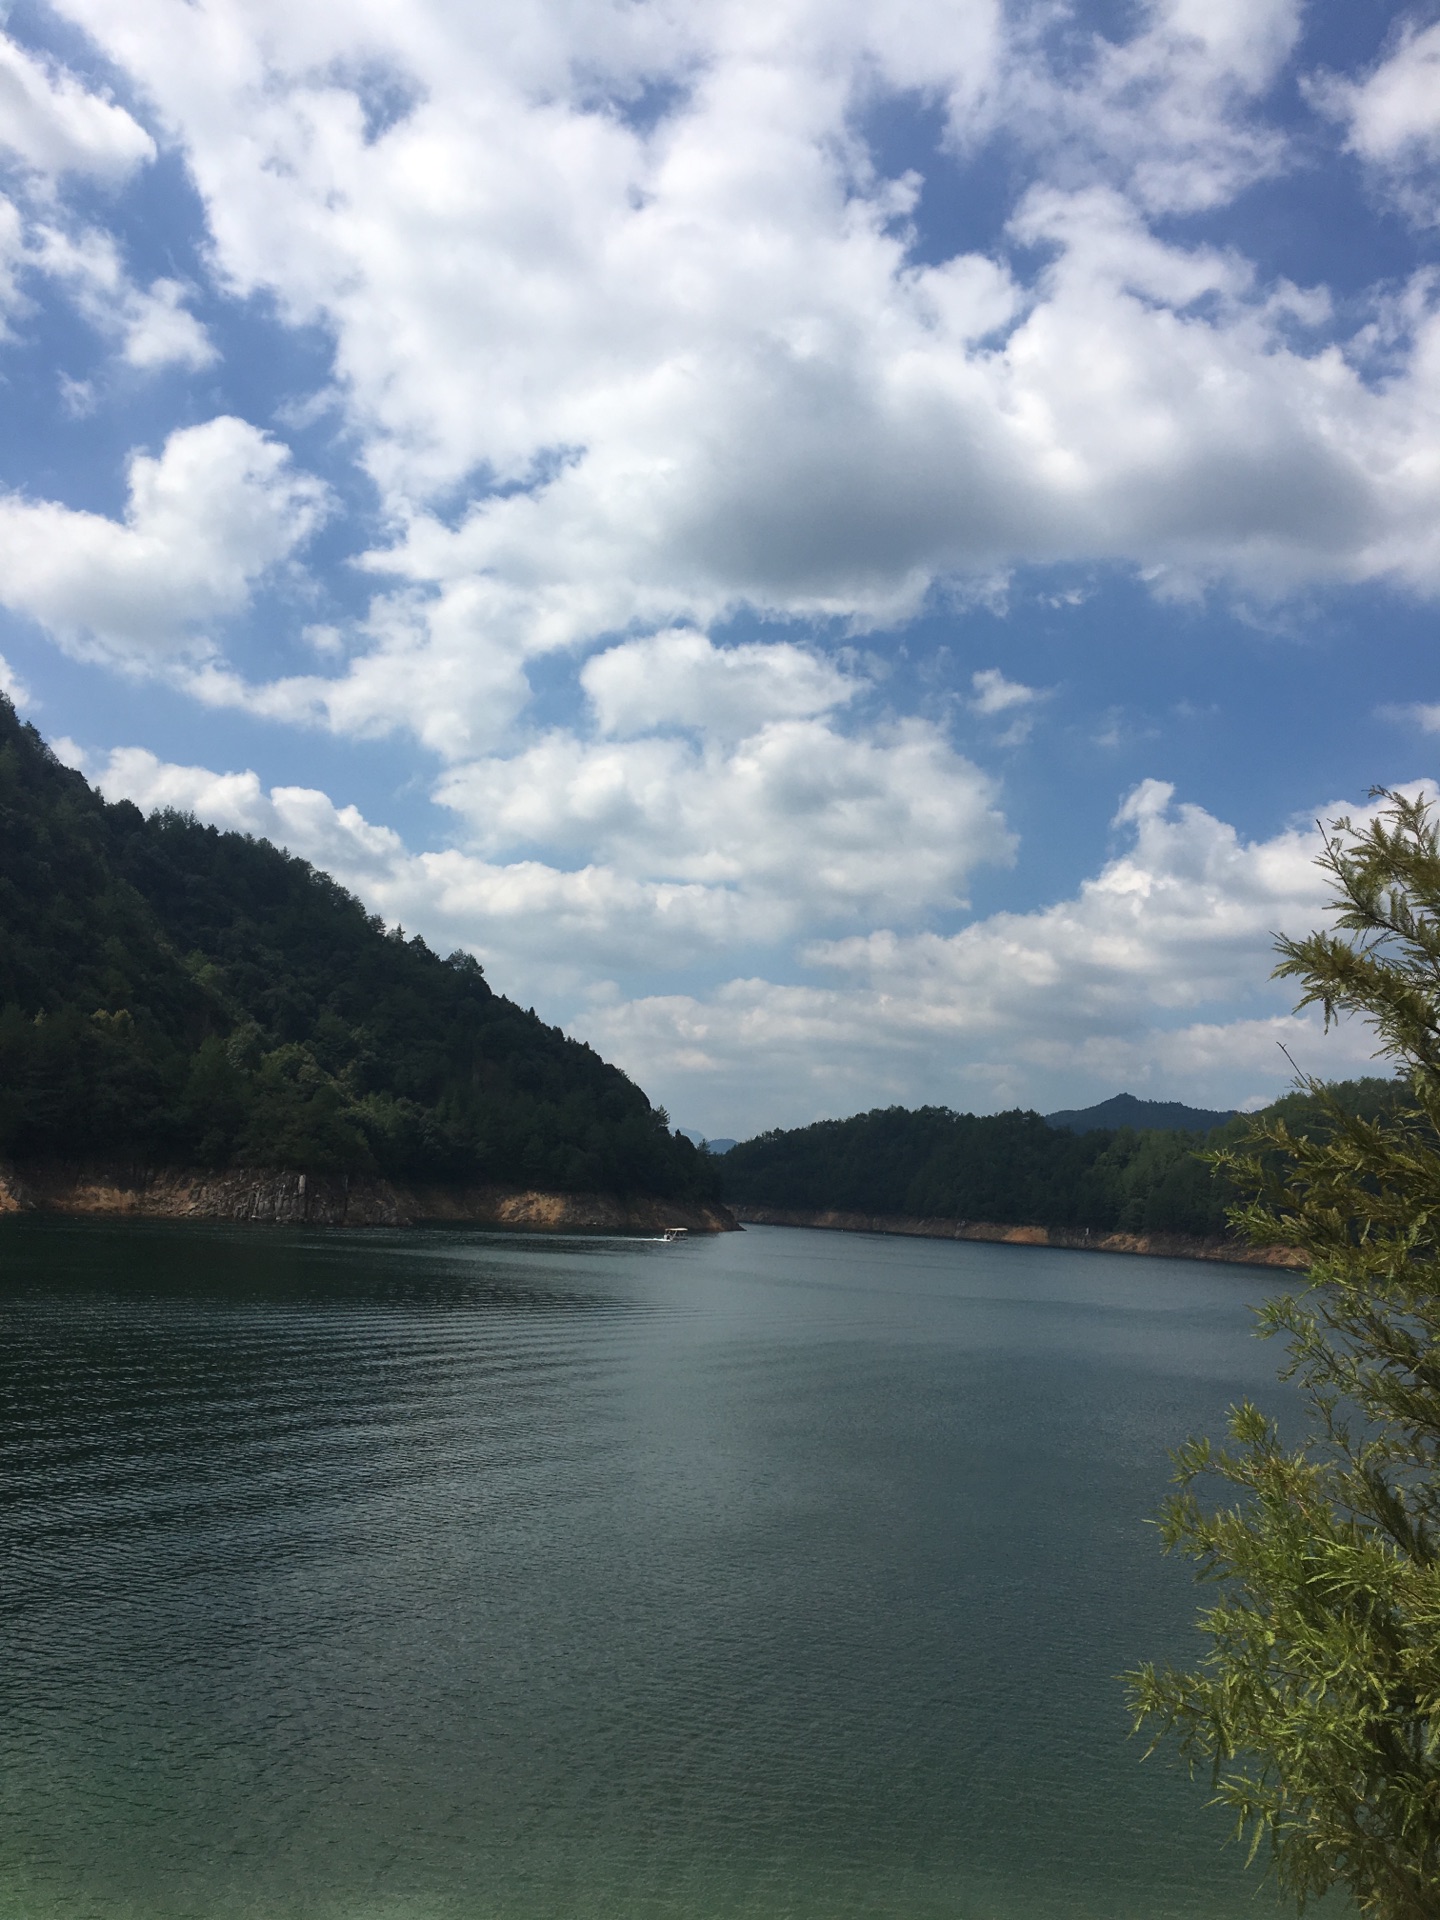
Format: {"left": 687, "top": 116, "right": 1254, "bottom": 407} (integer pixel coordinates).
{"left": 734, "top": 1206, "right": 1304, "bottom": 1267}
{"left": 0, "top": 1161, "right": 737, "bottom": 1235}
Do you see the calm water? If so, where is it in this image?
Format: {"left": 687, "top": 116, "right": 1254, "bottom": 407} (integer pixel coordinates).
{"left": 0, "top": 1218, "right": 1330, "bottom": 1919}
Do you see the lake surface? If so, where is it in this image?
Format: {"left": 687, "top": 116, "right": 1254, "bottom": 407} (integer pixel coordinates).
{"left": 0, "top": 1218, "right": 1334, "bottom": 1919}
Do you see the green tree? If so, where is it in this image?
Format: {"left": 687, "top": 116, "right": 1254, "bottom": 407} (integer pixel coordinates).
{"left": 1126, "top": 790, "right": 1440, "bottom": 1918}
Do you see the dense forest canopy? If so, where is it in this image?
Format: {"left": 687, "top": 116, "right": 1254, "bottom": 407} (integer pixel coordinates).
{"left": 0, "top": 697, "right": 717, "bottom": 1202}
{"left": 719, "top": 1080, "right": 1406, "bottom": 1238}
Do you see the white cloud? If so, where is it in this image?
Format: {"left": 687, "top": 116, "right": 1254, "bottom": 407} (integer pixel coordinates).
{"left": 435, "top": 715, "right": 1012, "bottom": 923}
{"left": 971, "top": 667, "right": 1042, "bottom": 715}
{"left": 83, "top": 686, "right": 1014, "bottom": 983}
{"left": 85, "top": 714, "right": 1014, "bottom": 986}
{"left": 48, "top": 734, "right": 87, "bottom": 769}
{"left": 0, "top": 32, "right": 153, "bottom": 183}
{"left": 173, "top": 584, "right": 539, "bottom": 760}
{"left": 13, "top": 0, "right": 1430, "bottom": 753}
{"left": 94, "top": 745, "right": 404, "bottom": 862}
{"left": 87, "top": 744, "right": 768, "bottom": 980}
{"left": 81, "top": 737, "right": 1402, "bottom": 1135}
{"left": 0, "top": 194, "right": 29, "bottom": 330}
{"left": 0, "top": 418, "right": 328, "bottom": 660}
{"left": 0, "top": 651, "right": 33, "bottom": 709}
{"left": 1316, "top": 21, "right": 1440, "bottom": 209}
{"left": 32, "top": 226, "right": 216, "bottom": 369}
{"left": 119, "top": 276, "right": 216, "bottom": 370}
{"left": 582, "top": 628, "right": 860, "bottom": 738}
{"left": 970, "top": 665, "right": 1048, "bottom": 743}
{"left": 1022, "top": 0, "right": 1303, "bottom": 215}
{"left": 575, "top": 983, "right": 1379, "bottom": 1136}
{"left": 806, "top": 777, "right": 1329, "bottom": 1022}
{"left": 575, "top": 779, "right": 1400, "bottom": 1132}
{"left": 1379, "top": 700, "right": 1440, "bottom": 735}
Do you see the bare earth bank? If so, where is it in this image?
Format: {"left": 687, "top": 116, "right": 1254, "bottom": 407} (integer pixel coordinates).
{"left": 733, "top": 1205, "right": 1305, "bottom": 1267}
{"left": 0, "top": 1160, "right": 738, "bottom": 1234}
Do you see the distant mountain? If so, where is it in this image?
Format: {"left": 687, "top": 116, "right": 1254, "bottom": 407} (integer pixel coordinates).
{"left": 679, "top": 1130, "right": 738, "bottom": 1154}
{"left": 1044, "top": 1093, "right": 1238, "bottom": 1135}
{"left": 0, "top": 696, "right": 718, "bottom": 1203}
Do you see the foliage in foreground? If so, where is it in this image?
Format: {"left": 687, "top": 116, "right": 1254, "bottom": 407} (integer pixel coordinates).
{"left": 0, "top": 697, "right": 716, "bottom": 1201}
{"left": 1126, "top": 791, "right": 1440, "bottom": 1918}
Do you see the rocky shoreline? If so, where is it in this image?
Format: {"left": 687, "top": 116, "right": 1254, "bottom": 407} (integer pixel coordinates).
{"left": 0, "top": 1160, "right": 737, "bottom": 1235}
{"left": 734, "top": 1205, "right": 1305, "bottom": 1267}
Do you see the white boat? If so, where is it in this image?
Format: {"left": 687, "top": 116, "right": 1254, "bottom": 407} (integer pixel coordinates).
{"left": 660, "top": 1226, "right": 689, "bottom": 1242}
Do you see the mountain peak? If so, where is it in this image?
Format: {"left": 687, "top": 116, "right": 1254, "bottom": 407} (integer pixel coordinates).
{"left": 1044, "top": 1093, "right": 1238, "bottom": 1136}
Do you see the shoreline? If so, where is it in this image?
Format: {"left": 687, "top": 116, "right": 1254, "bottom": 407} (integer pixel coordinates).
{"left": 0, "top": 1160, "right": 738, "bottom": 1235}
{"left": 733, "top": 1204, "right": 1305, "bottom": 1266}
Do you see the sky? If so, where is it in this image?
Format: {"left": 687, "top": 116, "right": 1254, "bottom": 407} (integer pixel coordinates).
{"left": 0, "top": 0, "right": 1438, "bottom": 1138}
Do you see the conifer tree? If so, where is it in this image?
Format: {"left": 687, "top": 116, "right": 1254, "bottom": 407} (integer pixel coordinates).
{"left": 1127, "top": 790, "right": 1440, "bottom": 1919}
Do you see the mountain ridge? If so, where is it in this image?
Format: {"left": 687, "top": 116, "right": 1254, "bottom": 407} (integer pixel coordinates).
{"left": 716, "top": 1083, "right": 1405, "bottom": 1244}
{"left": 0, "top": 697, "right": 722, "bottom": 1213}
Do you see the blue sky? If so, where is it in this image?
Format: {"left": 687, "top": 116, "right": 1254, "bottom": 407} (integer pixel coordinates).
{"left": 1, "top": 0, "right": 1438, "bottom": 1136}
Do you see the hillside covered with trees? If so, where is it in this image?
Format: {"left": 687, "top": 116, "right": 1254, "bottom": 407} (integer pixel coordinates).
{"left": 719, "top": 1080, "right": 1405, "bottom": 1238}
{"left": 0, "top": 698, "right": 717, "bottom": 1203}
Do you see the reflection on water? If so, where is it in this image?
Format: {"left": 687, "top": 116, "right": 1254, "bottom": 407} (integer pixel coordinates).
{"left": 0, "top": 1218, "right": 1330, "bottom": 1917}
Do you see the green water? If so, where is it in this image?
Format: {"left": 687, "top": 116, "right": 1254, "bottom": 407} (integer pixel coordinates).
{"left": 0, "top": 1218, "right": 1331, "bottom": 1918}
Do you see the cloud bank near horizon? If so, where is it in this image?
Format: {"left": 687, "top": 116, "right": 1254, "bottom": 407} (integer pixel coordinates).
{"left": 71, "top": 734, "right": 1396, "bottom": 1134}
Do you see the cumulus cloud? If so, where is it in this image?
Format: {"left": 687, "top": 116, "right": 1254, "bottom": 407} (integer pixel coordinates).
{"left": 577, "top": 983, "right": 1374, "bottom": 1136}
{"left": 0, "top": 418, "right": 328, "bottom": 660}
{"left": 582, "top": 628, "right": 860, "bottom": 738}
{"left": 86, "top": 716, "right": 1014, "bottom": 986}
{"left": 807, "top": 778, "right": 1329, "bottom": 1023}
{"left": 435, "top": 715, "right": 1012, "bottom": 923}
{"left": 118, "top": 277, "right": 216, "bottom": 370}
{"left": 0, "top": 32, "right": 153, "bottom": 182}
{"left": 81, "top": 737, "right": 1403, "bottom": 1134}
{"left": 1315, "top": 21, "right": 1440, "bottom": 218}
{"left": 959, "top": 0, "right": 1302, "bottom": 216}
{"left": 578, "top": 779, "right": 1400, "bottom": 1132}
{"left": 88, "top": 744, "right": 770, "bottom": 980}
{"left": 83, "top": 683, "right": 1015, "bottom": 983}
{"left": 7, "top": 0, "right": 1425, "bottom": 752}
{"left": 32, "top": 225, "right": 216, "bottom": 368}
{"left": 94, "top": 746, "right": 407, "bottom": 866}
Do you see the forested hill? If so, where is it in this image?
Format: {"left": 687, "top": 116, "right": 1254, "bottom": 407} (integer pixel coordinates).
{"left": 1044, "top": 1092, "right": 1238, "bottom": 1134}
{"left": 719, "top": 1082, "right": 1405, "bottom": 1238}
{"left": 0, "top": 698, "right": 717, "bottom": 1202}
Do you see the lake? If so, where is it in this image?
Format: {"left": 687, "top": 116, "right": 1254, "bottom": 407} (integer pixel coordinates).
{"left": 0, "top": 1217, "right": 1333, "bottom": 1919}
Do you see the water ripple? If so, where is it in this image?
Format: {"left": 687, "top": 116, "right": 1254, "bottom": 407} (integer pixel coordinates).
{"left": 0, "top": 1220, "right": 1334, "bottom": 1918}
